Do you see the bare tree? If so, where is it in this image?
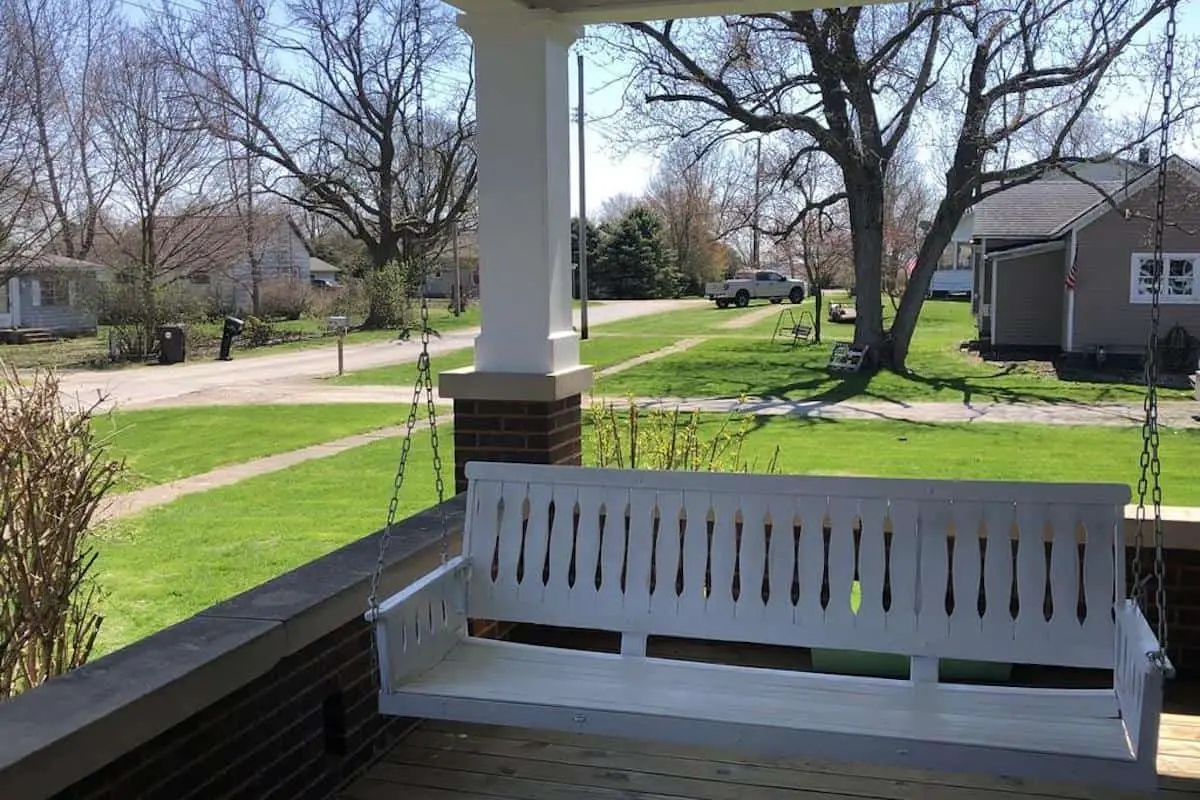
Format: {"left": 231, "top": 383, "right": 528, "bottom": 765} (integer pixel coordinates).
{"left": 95, "top": 25, "right": 230, "bottom": 354}
{"left": 647, "top": 142, "right": 728, "bottom": 293}
{"left": 167, "top": 0, "right": 476, "bottom": 327}
{"left": 6, "top": 0, "right": 117, "bottom": 260}
{"left": 612, "top": 1, "right": 1190, "bottom": 369}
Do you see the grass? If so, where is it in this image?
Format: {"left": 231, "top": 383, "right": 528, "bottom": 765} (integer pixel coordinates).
{"left": 594, "top": 300, "right": 767, "bottom": 336}
{"left": 328, "top": 334, "right": 683, "bottom": 386}
{"left": 597, "top": 299, "right": 1191, "bottom": 404}
{"left": 91, "top": 413, "right": 1200, "bottom": 655}
{"left": 92, "top": 430, "right": 453, "bottom": 656}
{"left": 96, "top": 404, "right": 408, "bottom": 492}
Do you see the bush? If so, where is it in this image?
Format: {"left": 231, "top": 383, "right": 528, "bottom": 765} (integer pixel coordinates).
{"left": 0, "top": 367, "right": 122, "bottom": 699}
{"left": 258, "top": 278, "right": 313, "bottom": 321}
{"left": 363, "top": 261, "right": 418, "bottom": 329}
{"left": 243, "top": 315, "right": 274, "bottom": 348}
{"left": 588, "top": 397, "right": 780, "bottom": 473}
{"left": 96, "top": 283, "right": 209, "bottom": 361}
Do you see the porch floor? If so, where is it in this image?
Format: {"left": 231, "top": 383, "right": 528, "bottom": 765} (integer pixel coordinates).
{"left": 340, "top": 714, "right": 1200, "bottom": 799}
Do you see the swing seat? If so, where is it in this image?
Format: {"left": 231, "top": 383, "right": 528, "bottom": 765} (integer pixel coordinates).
{"left": 370, "top": 463, "right": 1168, "bottom": 790}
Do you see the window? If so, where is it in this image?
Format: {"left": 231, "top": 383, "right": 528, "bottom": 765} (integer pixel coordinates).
{"left": 38, "top": 276, "right": 71, "bottom": 307}
{"left": 1131, "top": 253, "right": 1200, "bottom": 303}
{"left": 189, "top": 271, "right": 211, "bottom": 285}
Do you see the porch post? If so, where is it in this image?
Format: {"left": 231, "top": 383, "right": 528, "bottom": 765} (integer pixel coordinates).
{"left": 442, "top": 7, "right": 593, "bottom": 493}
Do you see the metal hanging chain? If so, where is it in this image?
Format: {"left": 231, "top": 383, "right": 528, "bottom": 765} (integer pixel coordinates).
{"left": 367, "top": 0, "right": 448, "bottom": 630}
{"left": 1132, "top": 0, "right": 1176, "bottom": 666}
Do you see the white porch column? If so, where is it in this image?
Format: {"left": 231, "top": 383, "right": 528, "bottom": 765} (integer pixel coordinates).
{"left": 442, "top": 7, "right": 591, "bottom": 400}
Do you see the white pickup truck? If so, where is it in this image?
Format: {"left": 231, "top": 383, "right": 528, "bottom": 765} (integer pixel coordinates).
{"left": 705, "top": 270, "right": 806, "bottom": 308}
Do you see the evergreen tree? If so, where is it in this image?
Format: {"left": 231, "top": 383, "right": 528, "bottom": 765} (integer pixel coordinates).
{"left": 592, "top": 206, "right": 680, "bottom": 299}
{"left": 570, "top": 217, "right": 603, "bottom": 299}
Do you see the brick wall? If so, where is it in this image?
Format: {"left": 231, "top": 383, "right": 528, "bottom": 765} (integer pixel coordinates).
{"left": 452, "top": 396, "right": 582, "bottom": 493}
{"left": 54, "top": 618, "right": 410, "bottom": 800}
{"left": 1150, "top": 546, "right": 1200, "bottom": 680}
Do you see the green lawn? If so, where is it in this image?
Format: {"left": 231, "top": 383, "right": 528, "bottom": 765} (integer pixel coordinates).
{"left": 594, "top": 301, "right": 766, "bottom": 336}
{"left": 597, "top": 300, "right": 1189, "bottom": 404}
{"left": 96, "top": 404, "right": 407, "bottom": 492}
{"left": 91, "top": 413, "right": 1200, "bottom": 655}
{"left": 329, "top": 334, "right": 683, "bottom": 386}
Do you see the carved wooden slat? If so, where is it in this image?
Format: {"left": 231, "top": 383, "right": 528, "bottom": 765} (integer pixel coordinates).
{"left": 764, "top": 496, "right": 797, "bottom": 627}
{"left": 824, "top": 497, "right": 858, "bottom": 633}
{"left": 886, "top": 500, "right": 920, "bottom": 638}
{"left": 796, "top": 497, "right": 827, "bottom": 628}
{"left": 678, "top": 491, "right": 712, "bottom": 618}
{"left": 516, "top": 482, "right": 553, "bottom": 604}
{"left": 707, "top": 493, "right": 739, "bottom": 622}
{"left": 1015, "top": 505, "right": 1051, "bottom": 653}
{"left": 1081, "top": 507, "right": 1118, "bottom": 642}
{"left": 950, "top": 502, "right": 984, "bottom": 645}
{"left": 572, "top": 486, "right": 604, "bottom": 606}
{"left": 543, "top": 483, "right": 578, "bottom": 607}
{"left": 918, "top": 503, "right": 952, "bottom": 648}
{"left": 855, "top": 498, "right": 888, "bottom": 636}
{"left": 649, "top": 490, "right": 684, "bottom": 619}
{"left": 597, "top": 487, "right": 631, "bottom": 611}
{"left": 1049, "top": 504, "right": 1083, "bottom": 643}
{"left": 623, "top": 489, "right": 657, "bottom": 618}
{"left": 736, "top": 494, "right": 769, "bottom": 623}
{"left": 981, "top": 502, "right": 1017, "bottom": 643}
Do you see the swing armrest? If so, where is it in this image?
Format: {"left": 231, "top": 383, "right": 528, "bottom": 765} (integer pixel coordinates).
{"left": 1114, "top": 600, "right": 1169, "bottom": 764}
{"left": 368, "top": 556, "right": 471, "bottom": 691}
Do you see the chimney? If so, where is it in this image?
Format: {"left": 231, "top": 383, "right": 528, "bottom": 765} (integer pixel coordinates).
{"left": 1139, "top": 145, "right": 1151, "bottom": 165}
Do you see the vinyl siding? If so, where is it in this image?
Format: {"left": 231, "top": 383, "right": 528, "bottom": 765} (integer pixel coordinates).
{"left": 1072, "top": 172, "right": 1200, "bottom": 352}
{"left": 19, "top": 273, "right": 98, "bottom": 334}
{"left": 993, "top": 251, "right": 1063, "bottom": 348}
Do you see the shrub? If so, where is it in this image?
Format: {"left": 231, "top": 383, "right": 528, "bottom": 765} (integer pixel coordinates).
{"left": 0, "top": 367, "right": 122, "bottom": 700}
{"left": 258, "top": 278, "right": 312, "bottom": 321}
{"left": 96, "top": 283, "right": 209, "bottom": 361}
{"left": 363, "top": 260, "right": 417, "bottom": 330}
{"left": 243, "top": 315, "right": 274, "bottom": 348}
{"left": 588, "top": 397, "right": 780, "bottom": 474}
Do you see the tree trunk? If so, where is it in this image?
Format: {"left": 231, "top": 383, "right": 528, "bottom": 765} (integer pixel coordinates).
{"left": 889, "top": 211, "right": 961, "bottom": 370}
{"left": 845, "top": 180, "right": 886, "bottom": 356}
{"left": 361, "top": 241, "right": 402, "bottom": 330}
{"left": 813, "top": 285, "right": 823, "bottom": 343}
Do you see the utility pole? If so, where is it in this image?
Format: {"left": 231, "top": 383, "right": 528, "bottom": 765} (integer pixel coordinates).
{"left": 452, "top": 220, "right": 462, "bottom": 316}
{"left": 752, "top": 137, "right": 762, "bottom": 271}
{"left": 576, "top": 52, "right": 590, "bottom": 341}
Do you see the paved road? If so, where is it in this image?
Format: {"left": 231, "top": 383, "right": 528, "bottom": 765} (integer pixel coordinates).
{"left": 61, "top": 299, "right": 695, "bottom": 411}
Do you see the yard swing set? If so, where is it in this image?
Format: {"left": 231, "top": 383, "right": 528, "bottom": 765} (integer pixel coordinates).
{"left": 365, "top": 2, "right": 1178, "bottom": 790}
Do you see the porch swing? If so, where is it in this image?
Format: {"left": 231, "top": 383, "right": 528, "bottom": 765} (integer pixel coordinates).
{"left": 367, "top": 2, "right": 1178, "bottom": 790}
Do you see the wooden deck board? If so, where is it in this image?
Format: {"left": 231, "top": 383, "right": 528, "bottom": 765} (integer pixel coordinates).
{"left": 339, "top": 716, "right": 1200, "bottom": 800}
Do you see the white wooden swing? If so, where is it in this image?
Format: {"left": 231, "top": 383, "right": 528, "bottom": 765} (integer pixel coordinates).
{"left": 367, "top": 2, "right": 1178, "bottom": 791}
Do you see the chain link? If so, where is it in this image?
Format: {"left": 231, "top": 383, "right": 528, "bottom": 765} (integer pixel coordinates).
{"left": 1134, "top": 0, "right": 1176, "bottom": 666}
{"left": 366, "top": 0, "right": 451, "bottom": 692}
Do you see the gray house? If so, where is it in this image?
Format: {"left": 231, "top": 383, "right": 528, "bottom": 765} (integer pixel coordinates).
{"left": 1, "top": 255, "right": 103, "bottom": 337}
{"left": 961, "top": 155, "right": 1200, "bottom": 356}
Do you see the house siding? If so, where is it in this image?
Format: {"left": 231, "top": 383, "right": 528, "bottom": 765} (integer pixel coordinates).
{"left": 993, "top": 250, "right": 1063, "bottom": 348}
{"left": 230, "top": 223, "right": 312, "bottom": 312}
{"left": 1072, "top": 172, "right": 1200, "bottom": 353}
{"left": 19, "top": 274, "right": 98, "bottom": 334}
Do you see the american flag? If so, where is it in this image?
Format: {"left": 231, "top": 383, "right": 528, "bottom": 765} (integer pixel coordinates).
{"left": 1065, "top": 257, "right": 1078, "bottom": 290}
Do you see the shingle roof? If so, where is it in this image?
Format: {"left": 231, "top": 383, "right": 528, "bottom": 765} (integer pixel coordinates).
{"left": 971, "top": 180, "right": 1124, "bottom": 239}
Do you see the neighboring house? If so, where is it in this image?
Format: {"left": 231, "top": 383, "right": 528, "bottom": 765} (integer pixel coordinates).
{"left": 1, "top": 255, "right": 103, "bottom": 336}
{"left": 309, "top": 257, "right": 341, "bottom": 287}
{"left": 956, "top": 154, "right": 1199, "bottom": 356}
{"left": 424, "top": 230, "right": 479, "bottom": 299}
{"left": 92, "top": 213, "right": 314, "bottom": 315}
{"left": 182, "top": 215, "right": 312, "bottom": 312}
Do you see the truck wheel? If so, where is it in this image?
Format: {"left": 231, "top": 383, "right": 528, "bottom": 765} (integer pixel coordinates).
{"left": 715, "top": 299, "right": 730, "bottom": 309}
{"left": 789, "top": 287, "right": 805, "bottom": 304}
{"left": 735, "top": 290, "right": 751, "bottom": 308}
{"left": 770, "top": 298, "right": 783, "bottom": 304}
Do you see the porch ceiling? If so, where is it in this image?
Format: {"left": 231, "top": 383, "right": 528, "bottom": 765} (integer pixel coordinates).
{"left": 450, "top": 0, "right": 886, "bottom": 24}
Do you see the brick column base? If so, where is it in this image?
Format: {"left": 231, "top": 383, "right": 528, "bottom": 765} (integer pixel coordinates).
{"left": 1136, "top": 545, "right": 1200, "bottom": 681}
{"left": 452, "top": 396, "right": 583, "bottom": 494}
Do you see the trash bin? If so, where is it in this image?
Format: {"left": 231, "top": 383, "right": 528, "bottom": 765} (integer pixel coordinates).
{"left": 218, "top": 316, "right": 244, "bottom": 361}
{"left": 156, "top": 325, "right": 186, "bottom": 365}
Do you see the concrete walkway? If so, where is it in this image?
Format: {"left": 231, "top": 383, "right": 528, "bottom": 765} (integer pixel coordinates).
{"left": 719, "top": 304, "right": 784, "bottom": 330}
{"left": 98, "top": 425, "right": 410, "bottom": 522}
{"left": 59, "top": 299, "right": 696, "bottom": 411}
{"left": 595, "top": 338, "right": 706, "bottom": 378}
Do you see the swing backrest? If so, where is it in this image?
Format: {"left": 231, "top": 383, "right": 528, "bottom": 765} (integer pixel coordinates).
{"left": 463, "top": 462, "right": 1128, "bottom": 670}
